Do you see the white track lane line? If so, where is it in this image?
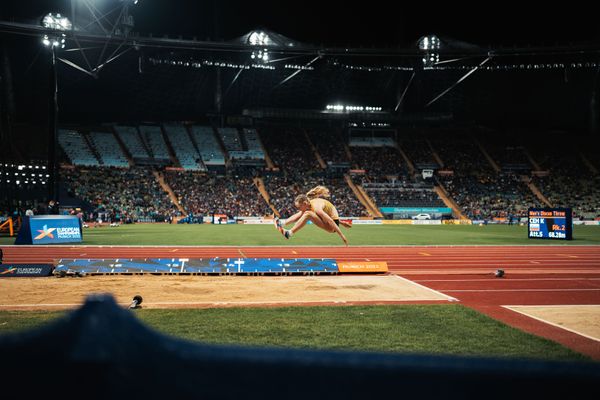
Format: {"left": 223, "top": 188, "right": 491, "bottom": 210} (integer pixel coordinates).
{"left": 443, "top": 288, "right": 600, "bottom": 292}
{"left": 415, "top": 278, "right": 600, "bottom": 282}
{"left": 392, "top": 274, "right": 459, "bottom": 302}
{"left": 0, "top": 299, "right": 450, "bottom": 309}
{"left": 503, "top": 305, "right": 600, "bottom": 342}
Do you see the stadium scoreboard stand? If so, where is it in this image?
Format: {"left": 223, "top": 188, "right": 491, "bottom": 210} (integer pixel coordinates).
{"left": 528, "top": 208, "right": 573, "bottom": 240}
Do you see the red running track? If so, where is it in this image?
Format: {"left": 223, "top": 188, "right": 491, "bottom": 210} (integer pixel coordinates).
{"left": 2, "top": 245, "right": 600, "bottom": 359}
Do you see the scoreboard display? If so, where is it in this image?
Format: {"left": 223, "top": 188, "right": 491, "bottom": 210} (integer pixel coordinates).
{"left": 528, "top": 208, "right": 573, "bottom": 240}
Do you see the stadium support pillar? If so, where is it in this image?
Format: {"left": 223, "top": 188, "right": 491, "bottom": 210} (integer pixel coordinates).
{"left": 434, "top": 185, "right": 467, "bottom": 220}
{"left": 253, "top": 177, "right": 279, "bottom": 217}
{"left": 395, "top": 144, "right": 415, "bottom": 175}
{"left": 152, "top": 170, "right": 186, "bottom": 214}
{"left": 526, "top": 181, "right": 553, "bottom": 208}
{"left": 523, "top": 147, "right": 542, "bottom": 171}
{"left": 579, "top": 153, "right": 598, "bottom": 174}
{"left": 427, "top": 139, "right": 445, "bottom": 167}
{"left": 256, "top": 130, "right": 276, "bottom": 169}
{"left": 473, "top": 137, "right": 500, "bottom": 173}
{"left": 344, "top": 175, "right": 382, "bottom": 218}
{"left": 303, "top": 130, "right": 327, "bottom": 169}
{"left": 590, "top": 69, "right": 599, "bottom": 138}
{"left": 48, "top": 46, "right": 58, "bottom": 202}
{"left": 215, "top": 67, "right": 222, "bottom": 114}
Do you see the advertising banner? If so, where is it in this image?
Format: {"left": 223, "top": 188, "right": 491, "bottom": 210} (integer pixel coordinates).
{"left": 379, "top": 207, "right": 452, "bottom": 214}
{"left": 15, "top": 216, "right": 82, "bottom": 245}
{"left": 0, "top": 264, "right": 54, "bottom": 277}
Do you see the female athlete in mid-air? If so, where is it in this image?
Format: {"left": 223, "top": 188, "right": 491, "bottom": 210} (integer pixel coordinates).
{"left": 275, "top": 185, "right": 351, "bottom": 246}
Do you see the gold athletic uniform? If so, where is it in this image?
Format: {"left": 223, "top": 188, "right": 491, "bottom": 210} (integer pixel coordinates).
{"left": 309, "top": 198, "right": 340, "bottom": 224}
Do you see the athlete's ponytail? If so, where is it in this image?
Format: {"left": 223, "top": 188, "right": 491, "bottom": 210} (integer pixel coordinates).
{"left": 306, "top": 185, "right": 330, "bottom": 200}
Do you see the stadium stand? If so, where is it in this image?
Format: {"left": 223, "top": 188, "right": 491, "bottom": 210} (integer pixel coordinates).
{"left": 162, "top": 123, "right": 205, "bottom": 171}
{"left": 217, "top": 127, "right": 243, "bottom": 152}
{"left": 364, "top": 182, "right": 446, "bottom": 208}
{"left": 164, "top": 171, "right": 269, "bottom": 217}
{"left": 114, "top": 125, "right": 152, "bottom": 161}
{"left": 527, "top": 139, "right": 600, "bottom": 219}
{"left": 483, "top": 133, "right": 532, "bottom": 172}
{"left": 430, "top": 133, "right": 493, "bottom": 173}
{"left": 439, "top": 173, "right": 542, "bottom": 220}
{"left": 190, "top": 125, "right": 226, "bottom": 170}
{"left": 350, "top": 146, "right": 409, "bottom": 181}
{"left": 308, "top": 129, "right": 350, "bottom": 165}
{"left": 88, "top": 131, "right": 129, "bottom": 167}
{"left": 139, "top": 125, "right": 171, "bottom": 163}
{"left": 399, "top": 135, "right": 440, "bottom": 170}
{"left": 260, "top": 127, "right": 321, "bottom": 176}
{"left": 58, "top": 129, "right": 100, "bottom": 166}
{"left": 61, "top": 166, "right": 177, "bottom": 221}
{"left": 50, "top": 125, "right": 600, "bottom": 222}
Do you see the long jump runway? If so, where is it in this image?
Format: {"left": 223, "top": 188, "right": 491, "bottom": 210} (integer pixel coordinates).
{"left": 2, "top": 245, "right": 600, "bottom": 359}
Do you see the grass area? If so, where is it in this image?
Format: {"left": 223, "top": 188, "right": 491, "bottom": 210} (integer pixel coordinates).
{"left": 0, "top": 305, "right": 590, "bottom": 361}
{"left": 1, "top": 224, "right": 599, "bottom": 246}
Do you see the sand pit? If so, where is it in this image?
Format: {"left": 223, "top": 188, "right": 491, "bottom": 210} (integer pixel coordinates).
{"left": 0, "top": 274, "right": 453, "bottom": 310}
{"left": 505, "top": 305, "right": 600, "bottom": 342}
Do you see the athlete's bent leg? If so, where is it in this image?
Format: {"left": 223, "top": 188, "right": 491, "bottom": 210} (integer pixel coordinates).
{"left": 290, "top": 211, "right": 332, "bottom": 234}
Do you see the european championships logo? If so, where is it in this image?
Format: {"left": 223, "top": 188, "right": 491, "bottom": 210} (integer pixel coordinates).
{"left": 34, "top": 224, "right": 56, "bottom": 240}
{"left": 0, "top": 267, "right": 17, "bottom": 275}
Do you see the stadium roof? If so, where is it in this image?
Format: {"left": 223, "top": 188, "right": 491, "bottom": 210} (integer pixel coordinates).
{"left": 1, "top": 1, "right": 599, "bottom": 131}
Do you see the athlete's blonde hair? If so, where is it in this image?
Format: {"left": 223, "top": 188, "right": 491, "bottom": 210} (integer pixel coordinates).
{"left": 306, "top": 185, "right": 330, "bottom": 200}
{"left": 294, "top": 194, "right": 310, "bottom": 207}
{"left": 294, "top": 185, "right": 330, "bottom": 208}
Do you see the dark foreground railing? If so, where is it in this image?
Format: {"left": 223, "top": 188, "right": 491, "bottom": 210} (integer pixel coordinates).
{"left": 1, "top": 294, "right": 598, "bottom": 399}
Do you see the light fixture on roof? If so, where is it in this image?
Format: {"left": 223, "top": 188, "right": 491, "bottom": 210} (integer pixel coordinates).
{"left": 42, "top": 33, "right": 66, "bottom": 49}
{"left": 41, "top": 13, "right": 70, "bottom": 49}
{"left": 251, "top": 49, "right": 269, "bottom": 63}
{"left": 42, "top": 13, "right": 72, "bottom": 31}
{"left": 418, "top": 35, "right": 440, "bottom": 51}
{"left": 248, "top": 31, "right": 272, "bottom": 62}
{"left": 248, "top": 31, "right": 271, "bottom": 46}
{"left": 417, "top": 34, "right": 441, "bottom": 67}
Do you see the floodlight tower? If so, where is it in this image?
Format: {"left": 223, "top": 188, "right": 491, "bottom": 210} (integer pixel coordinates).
{"left": 39, "top": 0, "right": 139, "bottom": 201}
{"left": 41, "top": 12, "right": 72, "bottom": 202}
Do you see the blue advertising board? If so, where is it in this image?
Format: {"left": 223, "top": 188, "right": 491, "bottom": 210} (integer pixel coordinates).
{"left": 54, "top": 258, "right": 339, "bottom": 275}
{"left": 15, "top": 215, "right": 83, "bottom": 245}
{"left": 0, "top": 264, "right": 54, "bottom": 277}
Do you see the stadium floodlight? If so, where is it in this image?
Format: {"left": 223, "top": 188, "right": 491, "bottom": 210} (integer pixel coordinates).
{"left": 42, "top": 13, "right": 72, "bottom": 31}
{"left": 41, "top": 13, "right": 70, "bottom": 49}
{"left": 42, "top": 33, "right": 67, "bottom": 49}
{"left": 418, "top": 35, "right": 440, "bottom": 51}
{"left": 248, "top": 31, "right": 271, "bottom": 46}
{"left": 418, "top": 35, "right": 441, "bottom": 67}
{"left": 248, "top": 31, "right": 273, "bottom": 62}
{"left": 251, "top": 49, "right": 269, "bottom": 63}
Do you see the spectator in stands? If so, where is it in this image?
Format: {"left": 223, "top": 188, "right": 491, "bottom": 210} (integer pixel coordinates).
{"left": 48, "top": 200, "right": 59, "bottom": 215}
{"left": 275, "top": 185, "right": 350, "bottom": 246}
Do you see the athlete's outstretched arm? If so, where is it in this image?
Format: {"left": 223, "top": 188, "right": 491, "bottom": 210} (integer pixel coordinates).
{"left": 282, "top": 211, "right": 303, "bottom": 226}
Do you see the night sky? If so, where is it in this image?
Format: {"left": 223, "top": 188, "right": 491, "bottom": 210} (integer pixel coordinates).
{"left": 2, "top": 0, "right": 598, "bottom": 47}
